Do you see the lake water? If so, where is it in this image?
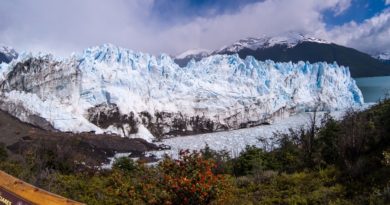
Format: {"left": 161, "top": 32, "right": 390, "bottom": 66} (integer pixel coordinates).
{"left": 355, "top": 76, "right": 390, "bottom": 103}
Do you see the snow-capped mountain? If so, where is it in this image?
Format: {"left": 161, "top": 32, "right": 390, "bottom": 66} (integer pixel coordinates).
{"left": 0, "top": 45, "right": 18, "bottom": 64}
{"left": 216, "top": 33, "right": 330, "bottom": 54}
{"left": 0, "top": 44, "right": 363, "bottom": 141}
{"left": 176, "top": 48, "right": 211, "bottom": 59}
{"left": 175, "top": 33, "right": 330, "bottom": 65}
{"left": 176, "top": 33, "right": 390, "bottom": 77}
{"left": 175, "top": 49, "right": 210, "bottom": 67}
{"left": 373, "top": 51, "right": 390, "bottom": 61}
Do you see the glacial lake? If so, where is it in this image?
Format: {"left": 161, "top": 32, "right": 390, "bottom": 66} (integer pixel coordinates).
{"left": 355, "top": 76, "right": 390, "bottom": 103}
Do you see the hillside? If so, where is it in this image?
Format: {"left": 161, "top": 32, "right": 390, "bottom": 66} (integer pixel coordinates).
{"left": 0, "top": 109, "right": 158, "bottom": 167}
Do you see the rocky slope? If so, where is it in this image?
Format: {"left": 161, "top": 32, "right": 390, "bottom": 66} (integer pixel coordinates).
{"left": 0, "top": 109, "right": 158, "bottom": 166}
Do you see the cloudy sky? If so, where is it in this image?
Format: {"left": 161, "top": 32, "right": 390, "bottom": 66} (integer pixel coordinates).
{"left": 0, "top": 0, "right": 389, "bottom": 56}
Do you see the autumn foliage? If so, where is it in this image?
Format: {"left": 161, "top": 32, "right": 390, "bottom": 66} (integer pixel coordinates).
{"left": 159, "top": 150, "right": 230, "bottom": 205}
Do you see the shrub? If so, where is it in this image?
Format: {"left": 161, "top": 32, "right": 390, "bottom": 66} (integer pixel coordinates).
{"left": 0, "top": 142, "right": 8, "bottom": 161}
{"left": 232, "top": 145, "right": 266, "bottom": 176}
{"left": 200, "top": 144, "right": 233, "bottom": 174}
{"left": 112, "top": 157, "right": 137, "bottom": 172}
{"left": 159, "top": 150, "right": 233, "bottom": 205}
{"left": 234, "top": 167, "right": 351, "bottom": 205}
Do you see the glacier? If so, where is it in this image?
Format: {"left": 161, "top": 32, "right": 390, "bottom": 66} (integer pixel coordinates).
{"left": 0, "top": 44, "right": 363, "bottom": 141}
{"left": 148, "top": 111, "right": 344, "bottom": 159}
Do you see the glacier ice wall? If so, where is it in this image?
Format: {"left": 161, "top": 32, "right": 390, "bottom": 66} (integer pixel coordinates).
{"left": 0, "top": 44, "right": 363, "bottom": 141}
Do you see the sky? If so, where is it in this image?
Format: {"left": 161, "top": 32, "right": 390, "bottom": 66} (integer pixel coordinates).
{"left": 0, "top": 0, "right": 389, "bottom": 56}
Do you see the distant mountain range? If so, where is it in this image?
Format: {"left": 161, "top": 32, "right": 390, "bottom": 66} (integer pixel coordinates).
{"left": 175, "top": 33, "right": 390, "bottom": 78}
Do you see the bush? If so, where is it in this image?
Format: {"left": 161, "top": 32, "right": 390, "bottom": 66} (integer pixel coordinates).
{"left": 46, "top": 150, "right": 234, "bottom": 205}
{"left": 200, "top": 144, "right": 233, "bottom": 174}
{"left": 112, "top": 157, "right": 137, "bottom": 172}
{"left": 316, "top": 115, "right": 341, "bottom": 166}
{"left": 235, "top": 167, "right": 351, "bottom": 205}
{"left": 232, "top": 145, "right": 266, "bottom": 176}
{"left": 159, "top": 150, "right": 233, "bottom": 205}
{"left": 0, "top": 143, "right": 8, "bottom": 161}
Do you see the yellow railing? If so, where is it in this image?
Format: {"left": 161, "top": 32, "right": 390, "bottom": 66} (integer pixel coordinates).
{"left": 0, "top": 171, "right": 84, "bottom": 205}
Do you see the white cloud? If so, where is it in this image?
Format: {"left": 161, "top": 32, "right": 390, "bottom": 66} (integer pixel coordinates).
{"left": 331, "top": 0, "right": 352, "bottom": 16}
{"left": 157, "top": 0, "right": 353, "bottom": 54}
{"left": 323, "top": 9, "right": 390, "bottom": 54}
{"left": 0, "top": 0, "right": 155, "bottom": 56}
{"left": 386, "top": 0, "right": 390, "bottom": 6}
{"left": 0, "top": 0, "right": 361, "bottom": 56}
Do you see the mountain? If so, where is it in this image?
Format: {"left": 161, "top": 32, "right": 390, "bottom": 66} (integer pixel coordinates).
{"left": 176, "top": 34, "right": 390, "bottom": 78}
{"left": 175, "top": 49, "right": 210, "bottom": 67}
{"left": 0, "top": 46, "right": 18, "bottom": 64}
{"left": 373, "top": 51, "right": 390, "bottom": 65}
{"left": 216, "top": 33, "right": 330, "bottom": 53}
{"left": 0, "top": 44, "right": 363, "bottom": 141}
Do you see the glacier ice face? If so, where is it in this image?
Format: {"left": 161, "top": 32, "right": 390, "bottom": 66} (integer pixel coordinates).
{"left": 0, "top": 44, "right": 363, "bottom": 141}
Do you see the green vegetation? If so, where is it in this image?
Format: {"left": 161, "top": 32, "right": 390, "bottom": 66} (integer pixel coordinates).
{"left": 0, "top": 99, "right": 390, "bottom": 204}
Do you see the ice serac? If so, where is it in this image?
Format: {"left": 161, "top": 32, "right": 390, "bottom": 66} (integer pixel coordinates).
{"left": 0, "top": 44, "right": 363, "bottom": 141}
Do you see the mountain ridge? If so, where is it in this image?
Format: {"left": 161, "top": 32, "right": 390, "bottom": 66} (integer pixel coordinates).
{"left": 175, "top": 35, "right": 390, "bottom": 77}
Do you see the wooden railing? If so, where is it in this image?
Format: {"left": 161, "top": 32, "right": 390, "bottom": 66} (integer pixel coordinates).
{"left": 0, "top": 171, "right": 84, "bottom": 205}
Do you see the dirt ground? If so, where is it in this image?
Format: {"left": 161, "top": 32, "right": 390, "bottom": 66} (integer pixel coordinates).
{"left": 0, "top": 110, "right": 159, "bottom": 165}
